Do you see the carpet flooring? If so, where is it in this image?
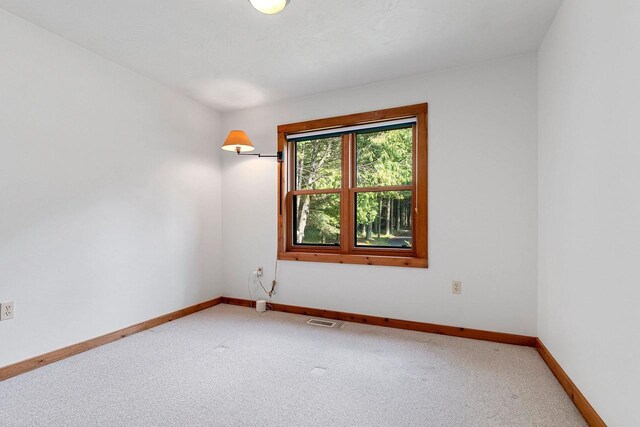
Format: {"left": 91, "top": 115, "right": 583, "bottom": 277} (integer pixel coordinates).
{"left": 0, "top": 304, "right": 585, "bottom": 426}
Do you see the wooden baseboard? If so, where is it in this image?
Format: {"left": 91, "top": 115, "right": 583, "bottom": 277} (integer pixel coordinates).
{"left": 0, "top": 297, "right": 222, "bottom": 382}
{"left": 535, "top": 339, "right": 606, "bottom": 426}
{"left": 220, "top": 297, "right": 537, "bottom": 347}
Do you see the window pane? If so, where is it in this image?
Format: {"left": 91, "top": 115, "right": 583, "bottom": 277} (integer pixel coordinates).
{"left": 295, "top": 137, "right": 341, "bottom": 190}
{"left": 356, "top": 127, "right": 413, "bottom": 187}
{"left": 293, "top": 193, "right": 340, "bottom": 245}
{"left": 355, "top": 191, "right": 412, "bottom": 248}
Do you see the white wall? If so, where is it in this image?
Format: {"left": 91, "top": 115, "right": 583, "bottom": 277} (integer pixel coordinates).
{"left": 222, "top": 54, "right": 538, "bottom": 336}
{"left": 538, "top": 1, "right": 640, "bottom": 425}
{"left": 0, "top": 10, "right": 223, "bottom": 367}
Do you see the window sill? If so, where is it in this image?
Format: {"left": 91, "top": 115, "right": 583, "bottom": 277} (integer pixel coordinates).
{"left": 278, "top": 251, "right": 428, "bottom": 268}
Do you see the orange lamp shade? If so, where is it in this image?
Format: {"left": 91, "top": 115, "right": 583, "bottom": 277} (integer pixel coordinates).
{"left": 222, "top": 130, "right": 255, "bottom": 153}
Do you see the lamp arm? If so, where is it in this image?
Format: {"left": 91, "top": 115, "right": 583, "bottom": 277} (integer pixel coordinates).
{"left": 236, "top": 150, "right": 284, "bottom": 162}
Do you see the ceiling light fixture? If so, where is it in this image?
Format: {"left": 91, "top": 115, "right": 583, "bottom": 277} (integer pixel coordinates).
{"left": 249, "top": 0, "right": 289, "bottom": 15}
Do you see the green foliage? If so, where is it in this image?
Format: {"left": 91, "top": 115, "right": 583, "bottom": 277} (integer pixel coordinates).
{"left": 294, "top": 137, "right": 341, "bottom": 244}
{"left": 356, "top": 127, "right": 412, "bottom": 188}
{"left": 294, "top": 127, "right": 413, "bottom": 246}
{"left": 355, "top": 128, "right": 412, "bottom": 237}
{"left": 297, "top": 194, "right": 340, "bottom": 244}
{"left": 295, "top": 137, "right": 341, "bottom": 190}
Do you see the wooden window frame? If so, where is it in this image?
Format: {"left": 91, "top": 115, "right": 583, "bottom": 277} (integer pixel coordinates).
{"left": 277, "top": 103, "right": 428, "bottom": 268}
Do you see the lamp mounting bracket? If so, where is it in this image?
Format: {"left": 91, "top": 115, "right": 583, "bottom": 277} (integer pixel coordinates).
{"left": 236, "top": 148, "right": 284, "bottom": 162}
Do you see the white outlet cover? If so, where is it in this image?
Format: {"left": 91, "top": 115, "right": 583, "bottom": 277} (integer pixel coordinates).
{"left": 452, "top": 281, "right": 462, "bottom": 294}
{"left": 1, "top": 301, "right": 14, "bottom": 320}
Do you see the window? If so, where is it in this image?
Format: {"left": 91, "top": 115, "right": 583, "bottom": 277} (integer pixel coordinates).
{"left": 277, "top": 104, "right": 428, "bottom": 268}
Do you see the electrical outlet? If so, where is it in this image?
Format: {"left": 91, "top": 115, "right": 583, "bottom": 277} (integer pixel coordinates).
{"left": 256, "top": 267, "right": 263, "bottom": 277}
{"left": 0, "top": 301, "right": 14, "bottom": 320}
{"left": 452, "top": 281, "right": 462, "bottom": 295}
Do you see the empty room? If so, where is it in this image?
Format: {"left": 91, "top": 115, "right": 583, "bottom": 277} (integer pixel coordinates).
{"left": 0, "top": 0, "right": 637, "bottom": 425}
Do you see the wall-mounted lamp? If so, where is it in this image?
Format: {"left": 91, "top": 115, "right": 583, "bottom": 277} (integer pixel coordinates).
{"left": 221, "top": 130, "right": 283, "bottom": 162}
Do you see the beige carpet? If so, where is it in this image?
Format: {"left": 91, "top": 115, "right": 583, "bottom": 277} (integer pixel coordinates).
{"left": 0, "top": 304, "right": 585, "bottom": 426}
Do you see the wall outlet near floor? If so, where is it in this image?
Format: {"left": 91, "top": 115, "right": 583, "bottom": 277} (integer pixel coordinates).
{"left": 256, "top": 267, "right": 263, "bottom": 277}
{"left": 452, "top": 281, "right": 462, "bottom": 295}
{"left": 0, "top": 301, "right": 14, "bottom": 320}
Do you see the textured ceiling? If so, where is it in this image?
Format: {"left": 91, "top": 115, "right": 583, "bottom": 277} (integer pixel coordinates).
{"left": 0, "top": 0, "right": 562, "bottom": 111}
